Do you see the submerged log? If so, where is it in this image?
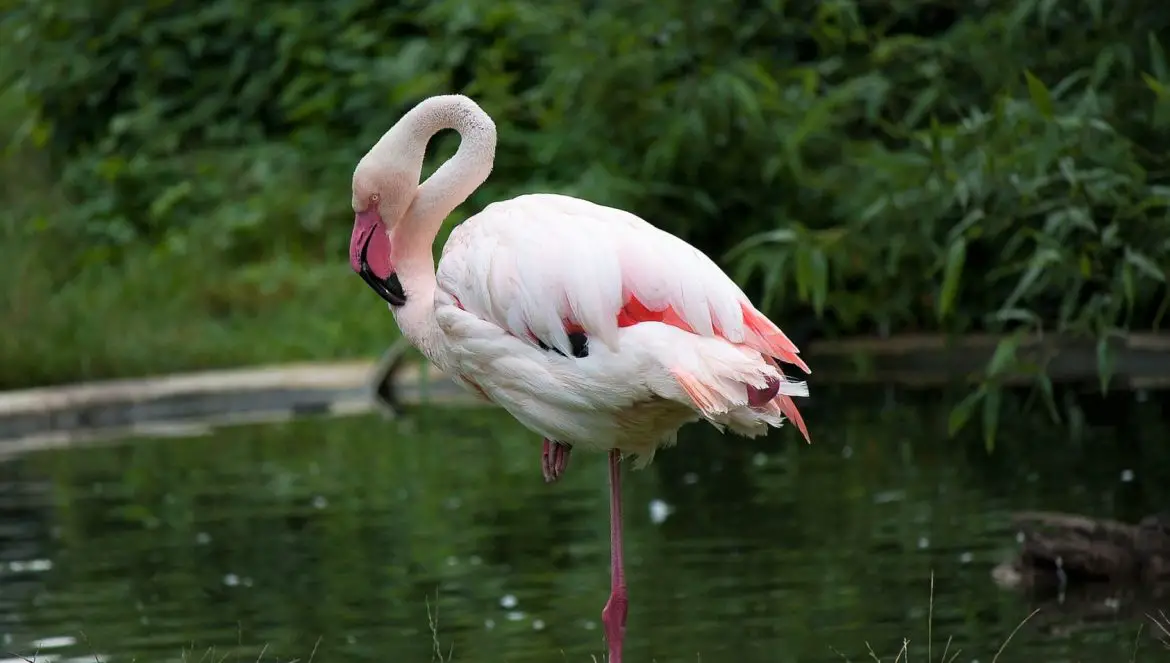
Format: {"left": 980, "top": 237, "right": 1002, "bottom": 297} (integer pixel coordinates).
{"left": 994, "top": 512, "right": 1170, "bottom": 645}
{"left": 993, "top": 510, "right": 1170, "bottom": 591}
{"left": 1012, "top": 581, "right": 1170, "bottom": 642}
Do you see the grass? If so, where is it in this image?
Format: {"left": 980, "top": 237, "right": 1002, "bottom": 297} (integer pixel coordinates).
{"left": 4, "top": 579, "right": 1166, "bottom": 663}
{"left": 4, "top": 643, "right": 319, "bottom": 663}
{"left": 1151, "top": 611, "right": 1170, "bottom": 651}
{"left": 825, "top": 572, "right": 1170, "bottom": 663}
{"left": 0, "top": 221, "right": 398, "bottom": 390}
{"left": 0, "top": 86, "right": 398, "bottom": 391}
{"left": 4, "top": 631, "right": 322, "bottom": 663}
{"left": 428, "top": 592, "right": 456, "bottom": 663}
{"left": 827, "top": 573, "right": 1039, "bottom": 663}
{"left": 175, "top": 638, "right": 322, "bottom": 663}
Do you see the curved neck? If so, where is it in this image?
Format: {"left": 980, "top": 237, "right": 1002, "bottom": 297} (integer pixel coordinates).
{"left": 374, "top": 95, "right": 497, "bottom": 356}
{"left": 379, "top": 96, "right": 497, "bottom": 269}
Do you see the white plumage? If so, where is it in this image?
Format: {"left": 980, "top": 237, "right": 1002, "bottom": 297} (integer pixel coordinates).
{"left": 430, "top": 192, "right": 809, "bottom": 464}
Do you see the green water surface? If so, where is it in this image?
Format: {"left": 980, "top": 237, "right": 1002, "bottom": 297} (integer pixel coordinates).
{"left": 1, "top": 389, "right": 1168, "bottom": 662}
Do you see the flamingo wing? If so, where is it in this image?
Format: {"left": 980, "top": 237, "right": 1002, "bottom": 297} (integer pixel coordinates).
{"left": 437, "top": 193, "right": 812, "bottom": 441}
{"left": 437, "top": 192, "right": 810, "bottom": 367}
{"left": 438, "top": 193, "right": 816, "bottom": 441}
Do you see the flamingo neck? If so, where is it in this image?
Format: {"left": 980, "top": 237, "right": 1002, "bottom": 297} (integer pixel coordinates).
{"left": 380, "top": 95, "right": 497, "bottom": 357}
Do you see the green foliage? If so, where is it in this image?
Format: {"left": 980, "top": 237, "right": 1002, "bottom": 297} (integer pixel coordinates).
{"left": 723, "top": 9, "right": 1170, "bottom": 337}
{"left": 3, "top": 0, "right": 1170, "bottom": 440}
{"left": 0, "top": 74, "right": 396, "bottom": 387}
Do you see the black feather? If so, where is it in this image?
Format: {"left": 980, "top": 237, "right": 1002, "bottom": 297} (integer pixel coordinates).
{"left": 537, "top": 331, "right": 589, "bottom": 358}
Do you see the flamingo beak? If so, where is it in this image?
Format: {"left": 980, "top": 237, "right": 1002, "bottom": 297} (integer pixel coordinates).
{"left": 350, "top": 209, "right": 406, "bottom": 307}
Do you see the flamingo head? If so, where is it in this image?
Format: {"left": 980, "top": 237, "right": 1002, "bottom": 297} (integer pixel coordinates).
{"left": 349, "top": 160, "right": 417, "bottom": 307}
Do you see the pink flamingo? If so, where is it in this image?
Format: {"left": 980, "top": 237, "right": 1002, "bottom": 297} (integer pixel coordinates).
{"left": 349, "top": 95, "right": 812, "bottom": 662}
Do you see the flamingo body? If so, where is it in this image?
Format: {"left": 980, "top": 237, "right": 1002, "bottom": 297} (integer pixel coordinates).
{"left": 428, "top": 192, "right": 810, "bottom": 463}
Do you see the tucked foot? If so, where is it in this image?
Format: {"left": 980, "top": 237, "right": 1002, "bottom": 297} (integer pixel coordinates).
{"left": 746, "top": 375, "right": 781, "bottom": 407}
{"left": 541, "top": 438, "right": 572, "bottom": 483}
{"left": 601, "top": 584, "right": 628, "bottom": 663}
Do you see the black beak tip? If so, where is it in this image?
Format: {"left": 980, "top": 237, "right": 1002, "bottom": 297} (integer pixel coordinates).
{"left": 384, "top": 273, "right": 407, "bottom": 306}
{"left": 359, "top": 267, "right": 407, "bottom": 307}
{"left": 357, "top": 225, "right": 407, "bottom": 307}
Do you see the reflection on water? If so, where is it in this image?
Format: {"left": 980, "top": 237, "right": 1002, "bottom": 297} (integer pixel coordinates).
{"left": 1, "top": 387, "right": 1169, "bottom": 662}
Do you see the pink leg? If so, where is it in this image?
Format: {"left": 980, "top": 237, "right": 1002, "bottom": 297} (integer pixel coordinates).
{"left": 601, "top": 448, "right": 627, "bottom": 663}
{"left": 541, "top": 438, "right": 572, "bottom": 483}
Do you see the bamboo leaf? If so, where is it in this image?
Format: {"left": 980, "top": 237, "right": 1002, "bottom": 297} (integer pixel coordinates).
{"left": 1003, "top": 248, "right": 1060, "bottom": 310}
{"left": 1149, "top": 32, "right": 1169, "bottom": 83}
{"left": 1023, "top": 70, "right": 1054, "bottom": 119}
{"left": 982, "top": 386, "right": 1002, "bottom": 452}
{"left": 794, "top": 246, "right": 812, "bottom": 302}
{"left": 1037, "top": 374, "right": 1061, "bottom": 423}
{"left": 937, "top": 238, "right": 966, "bottom": 321}
{"left": 1124, "top": 247, "right": 1167, "bottom": 282}
{"left": 987, "top": 336, "right": 1020, "bottom": 377}
{"left": 948, "top": 209, "right": 985, "bottom": 243}
{"left": 928, "top": 114, "right": 944, "bottom": 166}
{"left": 1096, "top": 334, "right": 1116, "bottom": 394}
{"left": 990, "top": 307, "right": 1042, "bottom": 328}
{"left": 809, "top": 247, "right": 829, "bottom": 316}
{"left": 723, "top": 228, "right": 798, "bottom": 261}
{"left": 1122, "top": 262, "right": 1135, "bottom": 317}
{"left": 1143, "top": 73, "right": 1168, "bottom": 99}
{"left": 947, "top": 386, "right": 985, "bottom": 437}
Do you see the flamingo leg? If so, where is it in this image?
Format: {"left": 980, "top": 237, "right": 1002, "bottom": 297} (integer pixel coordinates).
{"left": 541, "top": 438, "right": 572, "bottom": 483}
{"left": 601, "top": 448, "right": 628, "bottom": 663}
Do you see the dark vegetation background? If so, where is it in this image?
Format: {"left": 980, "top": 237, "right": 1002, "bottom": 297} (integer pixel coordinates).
{"left": 1, "top": 0, "right": 1168, "bottom": 441}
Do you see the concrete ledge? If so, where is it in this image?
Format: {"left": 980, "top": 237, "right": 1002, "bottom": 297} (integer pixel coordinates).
{"left": 0, "top": 361, "right": 374, "bottom": 443}
{"left": 803, "top": 331, "right": 1170, "bottom": 388}
{"left": 3, "top": 332, "right": 1168, "bottom": 454}
{"left": 0, "top": 342, "right": 481, "bottom": 450}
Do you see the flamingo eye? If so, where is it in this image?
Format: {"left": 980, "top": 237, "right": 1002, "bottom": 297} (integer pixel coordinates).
{"left": 370, "top": 193, "right": 380, "bottom": 204}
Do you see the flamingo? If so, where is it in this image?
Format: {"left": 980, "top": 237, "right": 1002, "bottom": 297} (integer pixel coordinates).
{"left": 348, "top": 94, "right": 812, "bottom": 662}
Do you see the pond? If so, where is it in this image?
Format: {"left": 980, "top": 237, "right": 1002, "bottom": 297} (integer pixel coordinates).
{"left": 0, "top": 387, "right": 1168, "bottom": 663}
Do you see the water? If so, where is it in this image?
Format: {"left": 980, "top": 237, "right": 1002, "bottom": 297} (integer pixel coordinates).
{"left": 1, "top": 388, "right": 1169, "bottom": 663}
